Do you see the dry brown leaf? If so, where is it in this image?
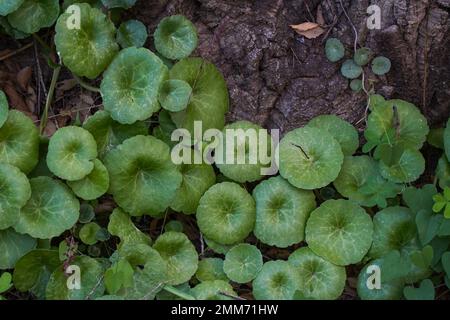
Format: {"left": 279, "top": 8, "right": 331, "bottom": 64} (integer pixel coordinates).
{"left": 290, "top": 22, "right": 325, "bottom": 39}
{"left": 316, "top": 5, "right": 325, "bottom": 26}
{"left": 16, "top": 67, "right": 32, "bottom": 91}
{"left": 3, "top": 82, "right": 28, "bottom": 112}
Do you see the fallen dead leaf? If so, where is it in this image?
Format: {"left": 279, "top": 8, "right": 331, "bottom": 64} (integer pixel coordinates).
{"left": 16, "top": 67, "right": 32, "bottom": 91}
{"left": 290, "top": 22, "right": 325, "bottom": 39}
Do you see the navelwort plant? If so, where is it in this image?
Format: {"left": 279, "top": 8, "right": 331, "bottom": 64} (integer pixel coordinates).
{"left": 0, "top": 1, "right": 449, "bottom": 301}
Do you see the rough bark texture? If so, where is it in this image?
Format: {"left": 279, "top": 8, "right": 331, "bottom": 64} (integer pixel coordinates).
{"left": 132, "top": 0, "right": 450, "bottom": 134}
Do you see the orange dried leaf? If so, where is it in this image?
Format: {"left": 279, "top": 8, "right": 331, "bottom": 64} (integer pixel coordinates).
{"left": 290, "top": 22, "right": 325, "bottom": 39}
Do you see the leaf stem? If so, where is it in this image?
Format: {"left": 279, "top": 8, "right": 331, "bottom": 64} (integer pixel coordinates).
{"left": 40, "top": 65, "right": 61, "bottom": 135}
{"left": 290, "top": 142, "right": 310, "bottom": 159}
{"left": 73, "top": 74, "right": 101, "bottom": 93}
{"left": 32, "top": 34, "right": 52, "bottom": 55}
{"left": 163, "top": 285, "right": 196, "bottom": 300}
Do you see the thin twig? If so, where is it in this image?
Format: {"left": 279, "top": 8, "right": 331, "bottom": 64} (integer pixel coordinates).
{"left": 40, "top": 65, "right": 61, "bottom": 135}
{"left": 338, "top": 0, "right": 358, "bottom": 53}
{"left": 0, "top": 42, "right": 33, "bottom": 61}
{"left": 219, "top": 291, "right": 246, "bottom": 300}
{"left": 84, "top": 275, "right": 104, "bottom": 300}
{"left": 73, "top": 74, "right": 101, "bottom": 93}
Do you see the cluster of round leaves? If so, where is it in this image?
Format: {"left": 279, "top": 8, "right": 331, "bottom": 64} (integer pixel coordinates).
{"left": 0, "top": 1, "right": 446, "bottom": 300}
{"left": 325, "top": 38, "right": 391, "bottom": 92}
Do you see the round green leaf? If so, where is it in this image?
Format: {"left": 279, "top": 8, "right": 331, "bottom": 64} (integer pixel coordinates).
{"left": 252, "top": 176, "right": 316, "bottom": 248}
{"left": 67, "top": 159, "right": 109, "bottom": 200}
{"left": 0, "top": 0, "right": 25, "bottom": 15}
{"left": 371, "top": 56, "right": 391, "bottom": 75}
{"left": 0, "top": 16, "right": 29, "bottom": 39}
{"left": 101, "top": 47, "right": 168, "bottom": 124}
{"left": 15, "top": 177, "right": 80, "bottom": 239}
{"left": 47, "top": 126, "right": 97, "bottom": 181}
{"left": 170, "top": 161, "right": 216, "bottom": 215}
{"left": 55, "top": 3, "right": 119, "bottom": 79}
{"left": 154, "top": 15, "right": 198, "bottom": 60}
{"left": 164, "top": 220, "right": 184, "bottom": 233}
{"left": 153, "top": 231, "right": 198, "bottom": 285}
{"left": 79, "top": 222, "right": 101, "bottom": 245}
{"left": 83, "top": 110, "right": 148, "bottom": 159}
{"left": 325, "top": 38, "right": 345, "bottom": 62}
{"left": 216, "top": 121, "right": 272, "bottom": 183}
{"left": 278, "top": 126, "right": 344, "bottom": 190}
{"left": 196, "top": 258, "right": 227, "bottom": 282}
{"left": 334, "top": 156, "right": 400, "bottom": 207}
{"left": 0, "top": 90, "right": 8, "bottom": 128}
{"left": 192, "top": 280, "right": 236, "bottom": 300}
{"left": 0, "top": 163, "right": 31, "bottom": 230}
{"left": 378, "top": 146, "right": 425, "bottom": 183}
{"left": 8, "top": 0, "right": 59, "bottom": 34}
{"left": 350, "top": 79, "right": 363, "bottom": 92}
{"left": 13, "top": 250, "right": 60, "bottom": 298}
{"left": 252, "top": 260, "right": 299, "bottom": 300}
{"left": 158, "top": 79, "right": 192, "bottom": 112}
{"left": 104, "top": 135, "right": 182, "bottom": 216}
{"left": 305, "top": 199, "right": 373, "bottom": 266}
{"left": 46, "top": 256, "right": 105, "bottom": 300}
{"left": 169, "top": 57, "right": 229, "bottom": 134}
{"left": 306, "top": 115, "right": 359, "bottom": 156}
{"left": 197, "top": 182, "right": 256, "bottom": 245}
{"left": 0, "top": 110, "right": 39, "bottom": 174}
{"left": 0, "top": 228, "right": 36, "bottom": 269}
{"left": 365, "top": 98, "right": 429, "bottom": 151}
{"left": 357, "top": 258, "right": 404, "bottom": 300}
{"left": 354, "top": 47, "right": 372, "bottom": 66}
{"left": 116, "top": 19, "right": 148, "bottom": 48}
{"left": 341, "top": 59, "right": 363, "bottom": 79}
{"left": 288, "top": 247, "right": 346, "bottom": 300}
{"left": 223, "top": 244, "right": 263, "bottom": 283}
{"left": 369, "top": 206, "right": 417, "bottom": 258}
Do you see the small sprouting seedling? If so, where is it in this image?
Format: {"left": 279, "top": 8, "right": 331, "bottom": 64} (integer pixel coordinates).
{"left": 371, "top": 56, "right": 392, "bottom": 75}
{"left": 116, "top": 19, "right": 148, "bottom": 48}
{"left": 154, "top": 15, "right": 198, "bottom": 60}
{"left": 79, "top": 203, "right": 95, "bottom": 224}
{"left": 79, "top": 222, "right": 101, "bottom": 245}
{"left": 325, "top": 38, "right": 345, "bottom": 62}
{"left": 305, "top": 199, "right": 373, "bottom": 266}
{"left": 354, "top": 47, "right": 372, "bottom": 66}
{"left": 433, "top": 187, "right": 450, "bottom": 218}
{"left": 278, "top": 126, "right": 344, "bottom": 190}
{"left": 350, "top": 79, "right": 363, "bottom": 92}
{"left": 341, "top": 59, "right": 363, "bottom": 79}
